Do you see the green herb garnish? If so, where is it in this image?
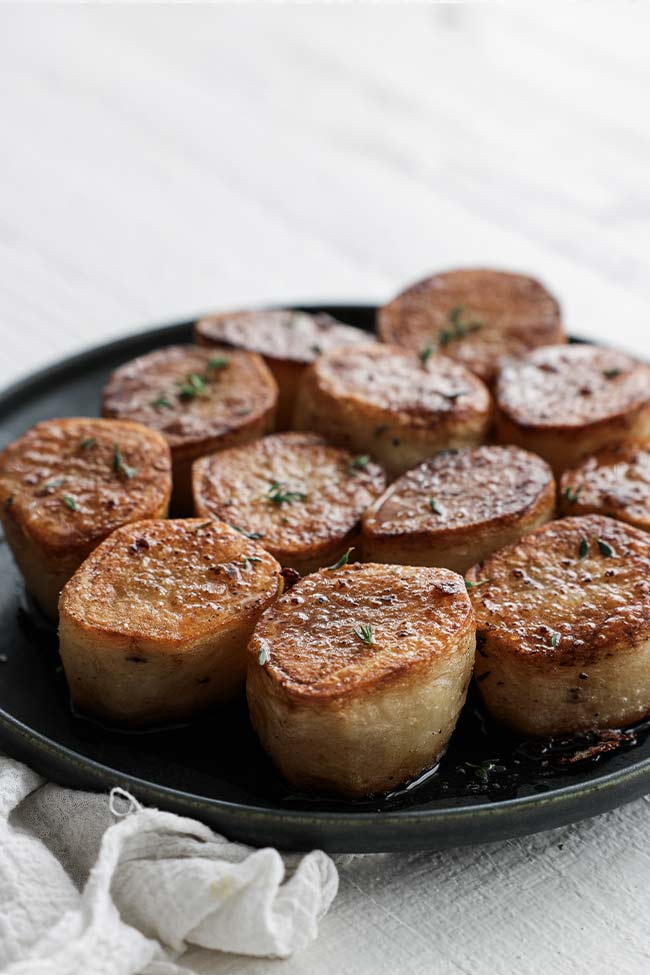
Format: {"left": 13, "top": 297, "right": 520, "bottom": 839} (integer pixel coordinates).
{"left": 78, "top": 437, "right": 97, "bottom": 450}
{"left": 151, "top": 394, "right": 173, "bottom": 410}
{"left": 229, "top": 523, "right": 265, "bottom": 540}
{"left": 579, "top": 536, "right": 589, "bottom": 559}
{"left": 440, "top": 305, "right": 483, "bottom": 347}
{"left": 550, "top": 631, "right": 559, "bottom": 648}
{"left": 603, "top": 368, "right": 622, "bottom": 379}
{"left": 419, "top": 344, "right": 433, "bottom": 365}
{"left": 266, "top": 481, "right": 307, "bottom": 505}
{"left": 63, "top": 495, "right": 79, "bottom": 511}
{"left": 112, "top": 443, "right": 137, "bottom": 480}
{"left": 242, "top": 556, "right": 263, "bottom": 570}
{"left": 465, "top": 758, "right": 500, "bottom": 785}
{"left": 348, "top": 454, "right": 370, "bottom": 475}
{"left": 327, "top": 547, "right": 353, "bottom": 571}
{"left": 465, "top": 578, "right": 488, "bottom": 590}
{"left": 563, "top": 485, "right": 581, "bottom": 504}
{"left": 353, "top": 623, "right": 375, "bottom": 645}
{"left": 428, "top": 497, "right": 442, "bottom": 515}
{"left": 596, "top": 537, "right": 614, "bottom": 557}
{"left": 45, "top": 477, "right": 66, "bottom": 491}
{"left": 208, "top": 355, "right": 229, "bottom": 371}
{"left": 258, "top": 644, "right": 270, "bottom": 665}
{"left": 310, "top": 343, "right": 322, "bottom": 356}
{"left": 178, "top": 373, "right": 209, "bottom": 399}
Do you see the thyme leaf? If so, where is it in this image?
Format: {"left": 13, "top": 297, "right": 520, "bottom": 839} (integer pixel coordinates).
{"left": 112, "top": 443, "right": 137, "bottom": 480}
{"left": 266, "top": 481, "right": 307, "bottom": 505}
{"left": 327, "top": 547, "right": 354, "bottom": 571}
{"left": 353, "top": 623, "right": 375, "bottom": 645}
{"left": 465, "top": 578, "right": 488, "bottom": 590}
{"left": 348, "top": 454, "right": 370, "bottom": 475}
{"left": 63, "top": 495, "right": 79, "bottom": 511}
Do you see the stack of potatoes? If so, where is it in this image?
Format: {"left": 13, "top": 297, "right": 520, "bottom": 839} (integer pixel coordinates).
{"left": 4, "top": 268, "right": 650, "bottom": 799}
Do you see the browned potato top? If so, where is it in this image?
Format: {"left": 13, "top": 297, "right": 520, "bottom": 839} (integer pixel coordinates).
{"left": 249, "top": 562, "right": 473, "bottom": 701}
{"left": 466, "top": 514, "right": 650, "bottom": 664}
{"left": 364, "top": 446, "right": 554, "bottom": 537}
{"left": 0, "top": 418, "right": 171, "bottom": 553}
{"left": 102, "top": 344, "right": 277, "bottom": 450}
{"left": 560, "top": 442, "right": 650, "bottom": 529}
{"left": 378, "top": 269, "right": 563, "bottom": 383}
{"left": 496, "top": 344, "right": 650, "bottom": 430}
{"left": 60, "top": 518, "right": 281, "bottom": 644}
{"left": 306, "top": 342, "right": 490, "bottom": 429}
{"left": 195, "top": 309, "right": 370, "bottom": 364}
{"left": 193, "top": 432, "right": 386, "bottom": 559}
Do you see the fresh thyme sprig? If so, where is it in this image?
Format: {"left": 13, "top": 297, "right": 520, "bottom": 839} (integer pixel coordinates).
{"left": 465, "top": 578, "right": 488, "bottom": 590}
{"left": 208, "top": 355, "right": 229, "bottom": 371}
{"left": 440, "top": 304, "right": 483, "bottom": 347}
{"left": 348, "top": 454, "right": 370, "bottom": 475}
{"left": 151, "top": 394, "right": 173, "bottom": 410}
{"left": 112, "top": 443, "right": 137, "bottom": 480}
{"left": 63, "top": 495, "right": 79, "bottom": 511}
{"left": 178, "top": 373, "right": 209, "bottom": 399}
{"left": 353, "top": 623, "right": 375, "bottom": 645}
{"left": 428, "top": 497, "right": 443, "bottom": 515}
{"left": 266, "top": 481, "right": 307, "bottom": 505}
{"left": 229, "top": 523, "right": 265, "bottom": 540}
{"left": 327, "top": 547, "right": 353, "bottom": 570}
{"left": 563, "top": 485, "right": 582, "bottom": 504}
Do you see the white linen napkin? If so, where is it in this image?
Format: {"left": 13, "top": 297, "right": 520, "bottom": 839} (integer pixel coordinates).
{"left": 0, "top": 755, "right": 338, "bottom": 975}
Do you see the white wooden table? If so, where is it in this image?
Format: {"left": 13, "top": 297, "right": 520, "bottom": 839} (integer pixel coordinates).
{"left": 2, "top": 4, "right": 650, "bottom": 973}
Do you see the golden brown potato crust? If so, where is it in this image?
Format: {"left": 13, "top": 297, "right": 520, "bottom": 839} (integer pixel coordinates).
{"left": 467, "top": 514, "right": 650, "bottom": 734}
{"left": 102, "top": 344, "right": 277, "bottom": 507}
{"left": 294, "top": 342, "right": 491, "bottom": 476}
{"left": 559, "top": 441, "right": 650, "bottom": 531}
{"left": 0, "top": 418, "right": 172, "bottom": 617}
{"left": 195, "top": 309, "right": 369, "bottom": 365}
{"left": 378, "top": 268, "right": 564, "bottom": 383}
{"left": 495, "top": 345, "right": 650, "bottom": 474}
{"left": 60, "top": 518, "right": 280, "bottom": 643}
{"left": 193, "top": 432, "right": 386, "bottom": 573}
{"left": 59, "top": 518, "right": 283, "bottom": 727}
{"left": 362, "top": 445, "right": 555, "bottom": 572}
{"left": 195, "top": 310, "right": 371, "bottom": 430}
{"left": 249, "top": 562, "right": 473, "bottom": 701}
{"left": 247, "top": 562, "right": 475, "bottom": 796}
{"left": 0, "top": 418, "right": 171, "bottom": 553}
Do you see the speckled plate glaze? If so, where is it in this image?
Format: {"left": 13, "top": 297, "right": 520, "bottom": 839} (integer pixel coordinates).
{"left": 1, "top": 306, "right": 650, "bottom": 853}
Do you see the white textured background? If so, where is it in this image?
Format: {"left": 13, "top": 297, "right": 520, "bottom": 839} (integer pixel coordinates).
{"left": 2, "top": 4, "right": 650, "bottom": 973}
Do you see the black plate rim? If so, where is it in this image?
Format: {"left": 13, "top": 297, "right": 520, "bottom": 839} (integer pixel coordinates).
{"left": 2, "top": 305, "right": 650, "bottom": 850}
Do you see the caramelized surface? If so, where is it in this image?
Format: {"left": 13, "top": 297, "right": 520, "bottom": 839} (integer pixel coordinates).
{"left": 378, "top": 269, "right": 563, "bottom": 383}
{"left": 560, "top": 442, "right": 650, "bottom": 530}
{"left": 496, "top": 344, "right": 650, "bottom": 429}
{"left": 467, "top": 514, "right": 650, "bottom": 663}
{"left": 249, "top": 562, "right": 473, "bottom": 700}
{"left": 195, "top": 309, "right": 370, "bottom": 364}
{"left": 306, "top": 342, "right": 490, "bottom": 427}
{"left": 193, "top": 432, "right": 385, "bottom": 560}
{"left": 61, "top": 518, "right": 281, "bottom": 643}
{"left": 364, "top": 446, "right": 553, "bottom": 537}
{"left": 0, "top": 418, "right": 171, "bottom": 552}
{"left": 102, "top": 344, "right": 276, "bottom": 450}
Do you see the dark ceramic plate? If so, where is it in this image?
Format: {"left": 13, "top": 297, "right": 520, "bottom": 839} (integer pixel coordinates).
{"left": 1, "top": 305, "right": 650, "bottom": 853}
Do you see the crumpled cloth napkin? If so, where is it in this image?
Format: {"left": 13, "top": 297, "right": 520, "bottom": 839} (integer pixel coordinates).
{"left": 0, "top": 755, "right": 338, "bottom": 974}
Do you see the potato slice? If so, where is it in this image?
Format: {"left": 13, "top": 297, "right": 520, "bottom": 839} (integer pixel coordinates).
{"left": 293, "top": 342, "right": 491, "bottom": 477}
{"left": 59, "top": 518, "right": 282, "bottom": 728}
{"left": 560, "top": 441, "right": 650, "bottom": 531}
{"left": 495, "top": 344, "right": 650, "bottom": 475}
{"left": 378, "top": 268, "right": 564, "bottom": 384}
{"left": 193, "top": 432, "right": 386, "bottom": 574}
{"left": 247, "top": 562, "right": 475, "bottom": 798}
{"left": 195, "top": 309, "right": 371, "bottom": 429}
{"left": 102, "top": 344, "right": 277, "bottom": 511}
{"left": 467, "top": 514, "right": 650, "bottom": 736}
{"left": 362, "top": 446, "right": 555, "bottom": 573}
{"left": 0, "top": 418, "right": 171, "bottom": 618}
